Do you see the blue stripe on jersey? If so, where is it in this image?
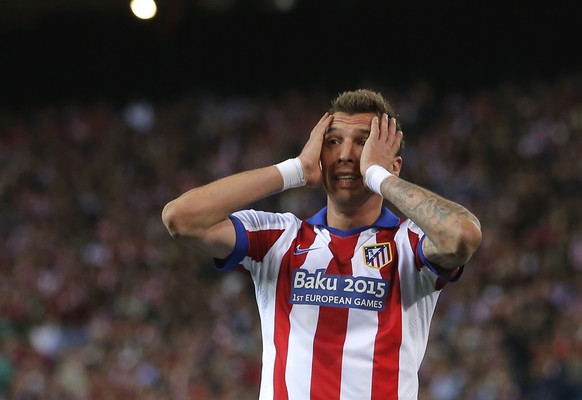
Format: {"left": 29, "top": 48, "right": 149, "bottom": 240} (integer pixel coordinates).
{"left": 306, "top": 207, "right": 401, "bottom": 238}
{"left": 213, "top": 215, "right": 249, "bottom": 270}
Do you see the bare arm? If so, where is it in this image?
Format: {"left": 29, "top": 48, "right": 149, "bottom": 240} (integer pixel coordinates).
{"left": 361, "top": 115, "right": 482, "bottom": 269}
{"left": 381, "top": 176, "right": 482, "bottom": 269}
{"left": 162, "top": 166, "right": 283, "bottom": 258}
{"left": 161, "top": 113, "right": 333, "bottom": 259}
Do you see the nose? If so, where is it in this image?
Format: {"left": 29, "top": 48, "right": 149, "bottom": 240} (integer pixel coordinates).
{"left": 338, "top": 141, "right": 356, "bottom": 163}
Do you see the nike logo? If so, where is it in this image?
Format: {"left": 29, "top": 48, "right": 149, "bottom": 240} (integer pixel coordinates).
{"left": 294, "top": 244, "right": 321, "bottom": 255}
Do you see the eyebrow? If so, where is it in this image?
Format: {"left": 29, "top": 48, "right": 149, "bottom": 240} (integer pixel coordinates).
{"left": 325, "top": 126, "right": 371, "bottom": 135}
{"left": 325, "top": 127, "right": 371, "bottom": 136}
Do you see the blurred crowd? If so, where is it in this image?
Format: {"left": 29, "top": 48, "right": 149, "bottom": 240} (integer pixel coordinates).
{"left": 1, "top": 73, "right": 581, "bottom": 400}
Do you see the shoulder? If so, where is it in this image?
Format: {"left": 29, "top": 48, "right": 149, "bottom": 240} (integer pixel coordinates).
{"left": 232, "top": 209, "right": 301, "bottom": 231}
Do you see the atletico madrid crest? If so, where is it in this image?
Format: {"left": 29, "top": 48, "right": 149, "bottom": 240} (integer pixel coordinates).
{"left": 363, "top": 242, "right": 393, "bottom": 270}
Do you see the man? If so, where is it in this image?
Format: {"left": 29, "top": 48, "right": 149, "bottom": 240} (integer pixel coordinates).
{"left": 162, "top": 89, "right": 482, "bottom": 399}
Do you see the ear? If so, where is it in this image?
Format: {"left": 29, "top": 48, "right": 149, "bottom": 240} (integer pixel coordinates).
{"left": 391, "top": 156, "right": 403, "bottom": 176}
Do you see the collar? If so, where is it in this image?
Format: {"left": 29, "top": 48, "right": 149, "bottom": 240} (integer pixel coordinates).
{"left": 306, "top": 207, "right": 401, "bottom": 236}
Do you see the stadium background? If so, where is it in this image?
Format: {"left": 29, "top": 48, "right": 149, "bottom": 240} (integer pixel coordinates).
{"left": 1, "top": 0, "right": 581, "bottom": 399}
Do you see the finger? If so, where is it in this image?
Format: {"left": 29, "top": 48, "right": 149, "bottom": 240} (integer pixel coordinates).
{"left": 378, "top": 113, "right": 389, "bottom": 141}
{"left": 320, "top": 112, "right": 334, "bottom": 126}
{"left": 388, "top": 117, "right": 397, "bottom": 135}
{"left": 396, "top": 129, "right": 403, "bottom": 143}
{"left": 311, "top": 113, "right": 333, "bottom": 137}
{"left": 392, "top": 129, "right": 404, "bottom": 152}
{"left": 303, "top": 113, "right": 332, "bottom": 159}
{"left": 370, "top": 116, "right": 380, "bottom": 140}
{"left": 385, "top": 117, "right": 398, "bottom": 145}
{"left": 322, "top": 113, "right": 334, "bottom": 130}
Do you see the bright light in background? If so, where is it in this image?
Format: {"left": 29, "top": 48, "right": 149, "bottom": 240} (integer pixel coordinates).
{"left": 274, "top": 0, "right": 296, "bottom": 12}
{"left": 130, "top": 0, "right": 158, "bottom": 20}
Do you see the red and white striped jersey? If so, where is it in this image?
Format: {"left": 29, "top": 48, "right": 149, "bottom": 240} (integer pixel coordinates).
{"left": 217, "top": 207, "right": 461, "bottom": 400}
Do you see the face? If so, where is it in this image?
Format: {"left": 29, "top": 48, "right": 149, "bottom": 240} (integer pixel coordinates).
{"left": 321, "top": 112, "right": 377, "bottom": 207}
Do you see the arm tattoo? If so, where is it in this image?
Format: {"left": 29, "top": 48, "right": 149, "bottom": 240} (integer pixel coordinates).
{"left": 384, "top": 178, "right": 480, "bottom": 254}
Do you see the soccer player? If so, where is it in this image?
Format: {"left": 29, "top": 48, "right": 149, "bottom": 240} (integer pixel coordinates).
{"left": 162, "top": 89, "right": 482, "bottom": 399}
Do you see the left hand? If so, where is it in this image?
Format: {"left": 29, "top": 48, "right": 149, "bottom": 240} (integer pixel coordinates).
{"left": 360, "top": 114, "right": 403, "bottom": 176}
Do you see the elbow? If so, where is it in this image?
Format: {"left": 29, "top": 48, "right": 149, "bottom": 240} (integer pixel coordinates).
{"left": 454, "top": 220, "right": 482, "bottom": 264}
{"left": 423, "top": 219, "right": 482, "bottom": 270}
{"left": 161, "top": 200, "right": 198, "bottom": 240}
{"left": 161, "top": 201, "right": 180, "bottom": 239}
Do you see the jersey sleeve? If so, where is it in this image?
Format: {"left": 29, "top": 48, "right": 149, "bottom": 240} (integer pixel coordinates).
{"left": 416, "top": 234, "right": 464, "bottom": 284}
{"left": 213, "top": 215, "right": 249, "bottom": 270}
{"left": 214, "top": 209, "right": 300, "bottom": 272}
{"left": 403, "top": 220, "right": 463, "bottom": 291}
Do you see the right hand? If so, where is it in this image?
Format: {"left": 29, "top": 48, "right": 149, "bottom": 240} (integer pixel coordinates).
{"left": 298, "top": 113, "right": 333, "bottom": 187}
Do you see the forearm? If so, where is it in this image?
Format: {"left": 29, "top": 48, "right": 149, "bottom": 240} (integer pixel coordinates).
{"left": 162, "top": 165, "right": 283, "bottom": 239}
{"left": 379, "top": 175, "right": 482, "bottom": 269}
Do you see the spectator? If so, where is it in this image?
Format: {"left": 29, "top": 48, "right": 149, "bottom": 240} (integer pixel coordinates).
{"left": 0, "top": 73, "right": 581, "bottom": 399}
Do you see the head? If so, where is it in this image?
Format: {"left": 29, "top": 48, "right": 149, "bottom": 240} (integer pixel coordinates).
{"left": 328, "top": 89, "right": 404, "bottom": 156}
{"left": 320, "top": 89, "right": 404, "bottom": 215}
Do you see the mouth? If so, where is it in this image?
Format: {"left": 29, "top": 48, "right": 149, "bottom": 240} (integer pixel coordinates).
{"left": 334, "top": 174, "right": 361, "bottom": 182}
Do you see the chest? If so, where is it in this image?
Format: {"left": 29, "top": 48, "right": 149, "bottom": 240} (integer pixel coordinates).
{"left": 282, "top": 228, "right": 400, "bottom": 312}
{"left": 290, "top": 227, "right": 398, "bottom": 278}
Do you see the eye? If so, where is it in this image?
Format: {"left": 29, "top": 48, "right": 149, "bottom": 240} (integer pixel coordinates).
{"left": 326, "top": 138, "right": 341, "bottom": 146}
{"left": 358, "top": 139, "right": 367, "bottom": 146}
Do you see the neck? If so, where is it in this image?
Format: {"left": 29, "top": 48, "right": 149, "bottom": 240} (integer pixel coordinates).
{"left": 326, "top": 195, "right": 383, "bottom": 231}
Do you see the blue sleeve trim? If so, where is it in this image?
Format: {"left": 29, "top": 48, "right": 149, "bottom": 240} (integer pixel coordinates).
{"left": 418, "top": 235, "right": 464, "bottom": 282}
{"left": 213, "top": 215, "right": 249, "bottom": 270}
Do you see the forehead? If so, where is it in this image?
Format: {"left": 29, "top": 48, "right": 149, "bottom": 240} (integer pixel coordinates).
{"left": 329, "top": 112, "right": 375, "bottom": 131}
